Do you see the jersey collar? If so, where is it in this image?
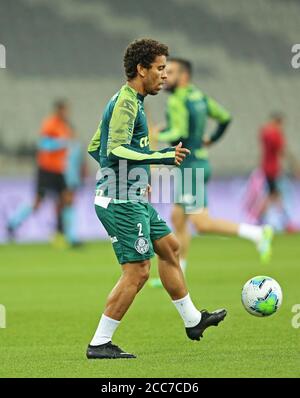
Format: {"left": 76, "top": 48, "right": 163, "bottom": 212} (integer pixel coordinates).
{"left": 125, "top": 83, "right": 145, "bottom": 102}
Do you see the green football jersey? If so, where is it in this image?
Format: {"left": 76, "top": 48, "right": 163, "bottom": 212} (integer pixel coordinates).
{"left": 88, "top": 84, "right": 176, "bottom": 200}
{"left": 159, "top": 84, "right": 231, "bottom": 164}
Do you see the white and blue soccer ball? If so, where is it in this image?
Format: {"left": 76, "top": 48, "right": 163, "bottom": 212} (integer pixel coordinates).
{"left": 241, "top": 276, "right": 283, "bottom": 317}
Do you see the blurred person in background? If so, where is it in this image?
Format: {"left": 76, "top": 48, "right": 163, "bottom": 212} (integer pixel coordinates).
{"left": 150, "top": 58, "right": 274, "bottom": 287}
{"left": 244, "top": 113, "right": 300, "bottom": 232}
{"left": 257, "top": 112, "right": 299, "bottom": 231}
{"left": 6, "top": 99, "right": 83, "bottom": 247}
{"left": 258, "top": 112, "right": 286, "bottom": 218}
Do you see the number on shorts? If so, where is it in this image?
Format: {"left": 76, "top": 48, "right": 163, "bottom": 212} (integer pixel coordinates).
{"left": 137, "top": 223, "right": 143, "bottom": 236}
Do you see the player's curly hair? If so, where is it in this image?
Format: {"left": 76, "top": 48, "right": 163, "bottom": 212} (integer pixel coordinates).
{"left": 124, "top": 38, "right": 169, "bottom": 79}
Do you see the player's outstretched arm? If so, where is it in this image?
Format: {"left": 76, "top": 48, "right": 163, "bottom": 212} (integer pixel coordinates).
{"left": 87, "top": 87, "right": 190, "bottom": 166}
{"left": 108, "top": 141, "right": 190, "bottom": 166}
{"left": 38, "top": 136, "right": 67, "bottom": 151}
{"left": 106, "top": 89, "right": 189, "bottom": 166}
{"left": 205, "top": 96, "right": 232, "bottom": 145}
{"left": 39, "top": 119, "right": 69, "bottom": 152}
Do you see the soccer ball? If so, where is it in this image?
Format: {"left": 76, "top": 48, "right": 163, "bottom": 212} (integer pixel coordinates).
{"left": 241, "top": 276, "right": 283, "bottom": 317}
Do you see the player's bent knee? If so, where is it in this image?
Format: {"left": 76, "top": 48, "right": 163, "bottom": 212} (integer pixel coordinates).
{"left": 137, "top": 266, "right": 150, "bottom": 285}
{"left": 169, "top": 235, "right": 180, "bottom": 257}
{"left": 154, "top": 233, "right": 180, "bottom": 263}
{"left": 123, "top": 260, "right": 150, "bottom": 287}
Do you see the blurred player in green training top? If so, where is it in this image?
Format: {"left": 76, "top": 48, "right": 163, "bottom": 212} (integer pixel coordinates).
{"left": 150, "top": 58, "right": 273, "bottom": 287}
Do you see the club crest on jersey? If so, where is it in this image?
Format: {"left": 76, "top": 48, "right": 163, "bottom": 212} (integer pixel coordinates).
{"left": 134, "top": 237, "right": 150, "bottom": 254}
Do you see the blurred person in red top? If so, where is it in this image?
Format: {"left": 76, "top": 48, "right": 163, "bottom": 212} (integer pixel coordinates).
{"left": 7, "top": 100, "right": 77, "bottom": 246}
{"left": 260, "top": 112, "right": 285, "bottom": 197}
{"left": 259, "top": 112, "right": 300, "bottom": 231}
{"left": 257, "top": 112, "right": 289, "bottom": 230}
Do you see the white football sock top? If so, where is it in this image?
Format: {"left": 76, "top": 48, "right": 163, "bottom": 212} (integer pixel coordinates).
{"left": 90, "top": 314, "right": 120, "bottom": 346}
{"left": 238, "top": 223, "right": 263, "bottom": 244}
{"left": 172, "top": 293, "right": 202, "bottom": 328}
{"left": 179, "top": 259, "right": 187, "bottom": 274}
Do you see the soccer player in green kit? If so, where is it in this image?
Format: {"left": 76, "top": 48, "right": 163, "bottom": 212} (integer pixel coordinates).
{"left": 86, "top": 40, "right": 227, "bottom": 359}
{"left": 150, "top": 58, "right": 273, "bottom": 287}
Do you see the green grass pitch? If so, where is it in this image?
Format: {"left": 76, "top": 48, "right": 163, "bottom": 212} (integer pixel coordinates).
{"left": 0, "top": 234, "right": 300, "bottom": 378}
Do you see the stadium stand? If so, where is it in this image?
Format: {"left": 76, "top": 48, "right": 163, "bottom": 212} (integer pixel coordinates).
{"left": 0, "top": 0, "right": 299, "bottom": 176}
